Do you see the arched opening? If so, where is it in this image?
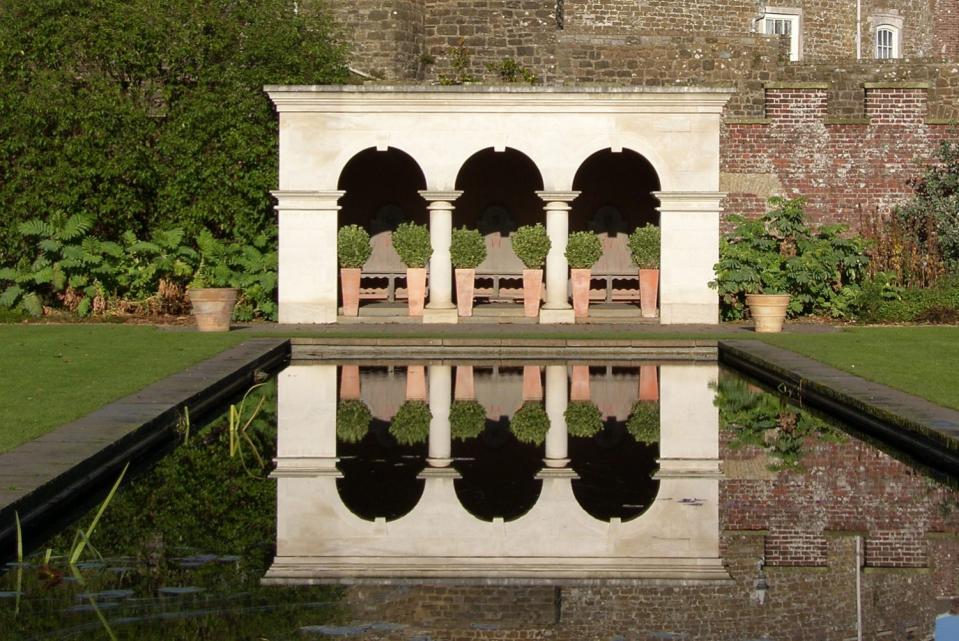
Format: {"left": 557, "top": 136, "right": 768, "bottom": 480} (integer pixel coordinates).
{"left": 337, "top": 147, "right": 428, "bottom": 305}
{"left": 454, "top": 148, "right": 545, "bottom": 303}
{"left": 571, "top": 149, "right": 661, "bottom": 303}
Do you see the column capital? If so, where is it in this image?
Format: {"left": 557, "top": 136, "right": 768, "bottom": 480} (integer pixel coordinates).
{"left": 272, "top": 190, "right": 344, "bottom": 211}
{"left": 536, "top": 190, "right": 581, "bottom": 205}
{"left": 653, "top": 191, "right": 727, "bottom": 212}
{"left": 419, "top": 190, "right": 463, "bottom": 206}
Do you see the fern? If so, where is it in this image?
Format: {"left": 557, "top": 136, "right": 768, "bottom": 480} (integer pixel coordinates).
{"left": 0, "top": 285, "right": 22, "bottom": 308}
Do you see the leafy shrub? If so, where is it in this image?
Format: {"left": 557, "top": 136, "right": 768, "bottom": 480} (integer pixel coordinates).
{"left": 337, "top": 399, "right": 372, "bottom": 444}
{"left": 565, "top": 232, "right": 603, "bottom": 270}
{"left": 855, "top": 273, "right": 959, "bottom": 323}
{"left": 450, "top": 227, "right": 487, "bottom": 269}
{"left": 337, "top": 225, "right": 372, "bottom": 269}
{"left": 392, "top": 222, "right": 432, "bottom": 269}
{"left": 117, "top": 228, "right": 197, "bottom": 301}
{"left": 450, "top": 400, "right": 486, "bottom": 440}
{"left": 512, "top": 224, "right": 551, "bottom": 269}
{"left": 626, "top": 401, "right": 660, "bottom": 445}
{"left": 564, "top": 401, "right": 603, "bottom": 438}
{"left": 510, "top": 401, "right": 549, "bottom": 445}
{"left": 389, "top": 400, "right": 431, "bottom": 446}
{"left": 629, "top": 224, "right": 661, "bottom": 269}
{"left": 712, "top": 197, "right": 869, "bottom": 320}
{"left": 896, "top": 140, "right": 959, "bottom": 271}
{"left": 188, "top": 230, "right": 278, "bottom": 321}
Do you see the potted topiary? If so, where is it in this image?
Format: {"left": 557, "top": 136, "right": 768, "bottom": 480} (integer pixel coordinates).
{"left": 626, "top": 400, "right": 659, "bottom": 445}
{"left": 337, "top": 225, "right": 372, "bottom": 317}
{"left": 510, "top": 401, "right": 549, "bottom": 446}
{"left": 564, "top": 400, "right": 603, "bottom": 438}
{"left": 512, "top": 223, "right": 551, "bottom": 318}
{"left": 629, "top": 224, "right": 661, "bottom": 319}
{"left": 450, "top": 227, "right": 487, "bottom": 317}
{"left": 391, "top": 221, "right": 432, "bottom": 317}
{"left": 337, "top": 399, "right": 372, "bottom": 444}
{"left": 187, "top": 260, "right": 238, "bottom": 332}
{"left": 389, "top": 400, "right": 432, "bottom": 446}
{"left": 565, "top": 231, "right": 603, "bottom": 318}
{"left": 450, "top": 399, "right": 486, "bottom": 441}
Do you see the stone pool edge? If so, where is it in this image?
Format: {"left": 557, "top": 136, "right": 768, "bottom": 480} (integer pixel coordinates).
{"left": 719, "top": 340, "right": 959, "bottom": 475}
{"left": 0, "top": 337, "right": 290, "bottom": 560}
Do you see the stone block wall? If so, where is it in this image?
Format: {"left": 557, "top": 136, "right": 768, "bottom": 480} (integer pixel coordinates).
{"left": 326, "top": 0, "right": 426, "bottom": 80}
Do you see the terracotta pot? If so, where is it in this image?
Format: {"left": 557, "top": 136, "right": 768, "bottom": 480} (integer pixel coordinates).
{"left": 639, "top": 365, "right": 659, "bottom": 402}
{"left": 522, "top": 366, "right": 543, "bottom": 400}
{"left": 570, "top": 365, "right": 590, "bottom": 401}
{"left": 406, "top": 267, "right": 427, "bottom": 317}
{"left": 571, "top": 268, "right": 591, "bottom": 318}
{"left": 340, "top": 365, "right": 361, "bottom": 400}
{"left": 522, "top": 269, "right": 543, "bottom": 318}
{"left": 746, "top": 294, "right": 791, "bottom": 333}
{"left": 188, "top": 288, "right": 238, "bottom": 332}
{"left": 455, "top": 365, "right": 475, "bottom": 400}
{"left": 455, "top": 268, "right": 476, "bottom": 317}
{"left": 639, "top": 269, "right": 660, "bottom": 319}
{"left": 406, "top": 365, "right": 427, "bottom": 400}
{"left": 340, "top": 268, "right": 361, "bottom": 317}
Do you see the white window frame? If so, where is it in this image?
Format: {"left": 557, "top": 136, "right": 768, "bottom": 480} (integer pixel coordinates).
{"left": 868, "top": 12, "right": 903, "bottom": 60}
{"left": 758, "top": 7, "right": 803, "bottom": 62}
{"left": 875, "top": 25, "right": 899, "bottom": 59}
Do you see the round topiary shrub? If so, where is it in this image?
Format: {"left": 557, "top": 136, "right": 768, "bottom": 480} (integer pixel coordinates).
{"left": 629, "top": 224, "right": 661, "bottom": 269}
{"left": 450, "top": 399, "right": 486, "bottom": 440}
{"left": 391, "top": 222, "right": 432, "bottom": 268}
{"left": 337, "top": 224, "right": 373, "bottom": 269}
{"left": 565, "top": 231, "right": 603, "bottom": 270}
{"left": 564, "top": 400, "right": 603, "bottom": 437}
{"left": 336, "top": 399, "right": 372, "bottom": 444}
{"left": 510, "top": 401, "right": 550, "bottom": 445}
{"left": 389, "top": 400, "right": 432, "bottom": 445}
{"left": 450, "top": 227, "right": 487, "bottom": 269}
{"left": 626, "top": 400, "right": 660, "bottom": 445}
{"left": 512, "top": 223, "right": 551, "bottom": 269}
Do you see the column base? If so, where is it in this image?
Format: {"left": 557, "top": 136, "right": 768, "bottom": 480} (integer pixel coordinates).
{"left": 659, "top": 303, "right": 719, "bottom": 325}
{"left": 425, "top": 457, "right": 455, "bottom": 468}
{"left": 422, "top": 307, "right": 459, "bottom": 324}
{"left": 280, "top": 302, "right": 337, "bottom": 324}
{"left": 539, "top": 308, "right": 575, "bottom": 324}
{"left": 543, "top": 457, "right": 571, "bottom": 469}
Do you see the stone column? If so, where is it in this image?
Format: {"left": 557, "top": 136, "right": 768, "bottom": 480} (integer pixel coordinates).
{"left": 427, "top": 365, "right": 453, "bottom": 467}
{"left": 275, "top": 364, "right": 339, "bottom": 476}
{"left": 420, "top": 191, "right": 462, "bottom": 324}
{"left": 653, "top": 191, "right": 726, "bottom": 325}
{"left": 272, "top": 190, "right": 344, "bottom": 324}
{"left": 544, "top": 364, "right": 570, "bottom": 468}
{"left": 536, "top": 191, "right": 580, "bottom": 324}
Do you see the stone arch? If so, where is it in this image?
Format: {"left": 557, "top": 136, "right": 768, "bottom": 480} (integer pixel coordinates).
{"left": 453, "top": 147, "right": 545, "bottom": 276}
{"left": 337, "top": 147, "right": 429, "bottom": 276}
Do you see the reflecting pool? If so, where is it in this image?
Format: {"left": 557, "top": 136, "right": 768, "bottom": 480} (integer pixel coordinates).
{"left": 2, "top": 360, "right": 957, "bottom": 641}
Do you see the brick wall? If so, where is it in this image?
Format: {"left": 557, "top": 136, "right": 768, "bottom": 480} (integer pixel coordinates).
{"left": 934, "top": 0, "right": 959, "bottom": 59}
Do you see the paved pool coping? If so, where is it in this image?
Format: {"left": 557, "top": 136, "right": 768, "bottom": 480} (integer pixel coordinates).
{"left": 0, "top": 338, "right": 290, "bottom": 559}
{"left": 720, "top": 340, "right": 959, "bottom": 475}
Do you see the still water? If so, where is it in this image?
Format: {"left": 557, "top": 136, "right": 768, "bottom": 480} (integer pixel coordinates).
{"left": 2, "top": 361, "right": 957, "bottom": 640}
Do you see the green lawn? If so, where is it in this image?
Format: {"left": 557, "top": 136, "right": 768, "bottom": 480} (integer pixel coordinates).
{"left": 0, "top": 325, "right": 247, "bottom": 452}
{"left": 763, "top": 326, "right": 959, "bottom": 411}
{"left": 1, "top": 323, "right": 957, "bottom": 453}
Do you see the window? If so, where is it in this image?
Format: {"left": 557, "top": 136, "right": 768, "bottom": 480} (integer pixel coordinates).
{"left": 875, "top": 25, "right": 899, "bottom": 59}
{"left": 760, "top": 9, "right": 802, "bottom": 61}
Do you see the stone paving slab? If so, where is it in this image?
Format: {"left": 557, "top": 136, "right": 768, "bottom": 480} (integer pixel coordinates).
{"left": 0, "top": 338, "right": 290, "bottom": 559}
{"left": 719, "top": 340, "right": 959, "bottom": 472}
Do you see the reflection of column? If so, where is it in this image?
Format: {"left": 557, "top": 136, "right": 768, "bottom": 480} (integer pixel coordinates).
{"left": 658, "top": 364, "right": 720, "bottom": 475}
{"left": 654, "top": 191, "right": 726, "bottom": 325}
{"left": 275, "top": 364, "right": 339, "bottom": 474}
{"left": 536, "top": 191, "right": 579, "bottom": 324}
{"left": 421, "top": 191, "right": 462, "bottom": 324}
{"left": 272, "top": 190, "right": 344, "bottom": 324}
{"left": 544, "top": 364, "right": 570, "bottom": 467}
{"left": 428, "top": 365, "right": 453, "bottom": 467}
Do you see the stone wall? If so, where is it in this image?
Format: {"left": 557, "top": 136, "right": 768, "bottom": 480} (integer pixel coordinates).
{"left": 326, "top": 0, "right": 426, "bottom": 80}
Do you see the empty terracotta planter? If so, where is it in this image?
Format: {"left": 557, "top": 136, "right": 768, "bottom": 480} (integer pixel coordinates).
{"left": 188, "top": 288, "right": 238, "bottom": 332}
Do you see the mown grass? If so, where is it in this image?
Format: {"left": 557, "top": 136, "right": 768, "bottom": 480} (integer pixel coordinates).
{"left": 0, "top": 324, "right": 246, "bottom": 452}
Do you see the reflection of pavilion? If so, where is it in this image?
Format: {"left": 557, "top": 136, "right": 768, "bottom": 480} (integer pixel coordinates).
{"left": 264, "top": 364, "right": 727, "bottom": 583}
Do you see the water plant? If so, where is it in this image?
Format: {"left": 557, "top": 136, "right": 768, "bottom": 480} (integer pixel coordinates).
{"left": 450, "top": 400, "right": 486, "bottom": 440}
{"left": 390, "top": 400, "right": 431, "bottom": 445}
{"left": 565, "top": 400, "right": 603, "bottom": 437}
{"left": 337, "top": 399, "right": 372, "bottom": 444}
{"left": 510, "top": 401, "right": 549, "bottom": 445}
